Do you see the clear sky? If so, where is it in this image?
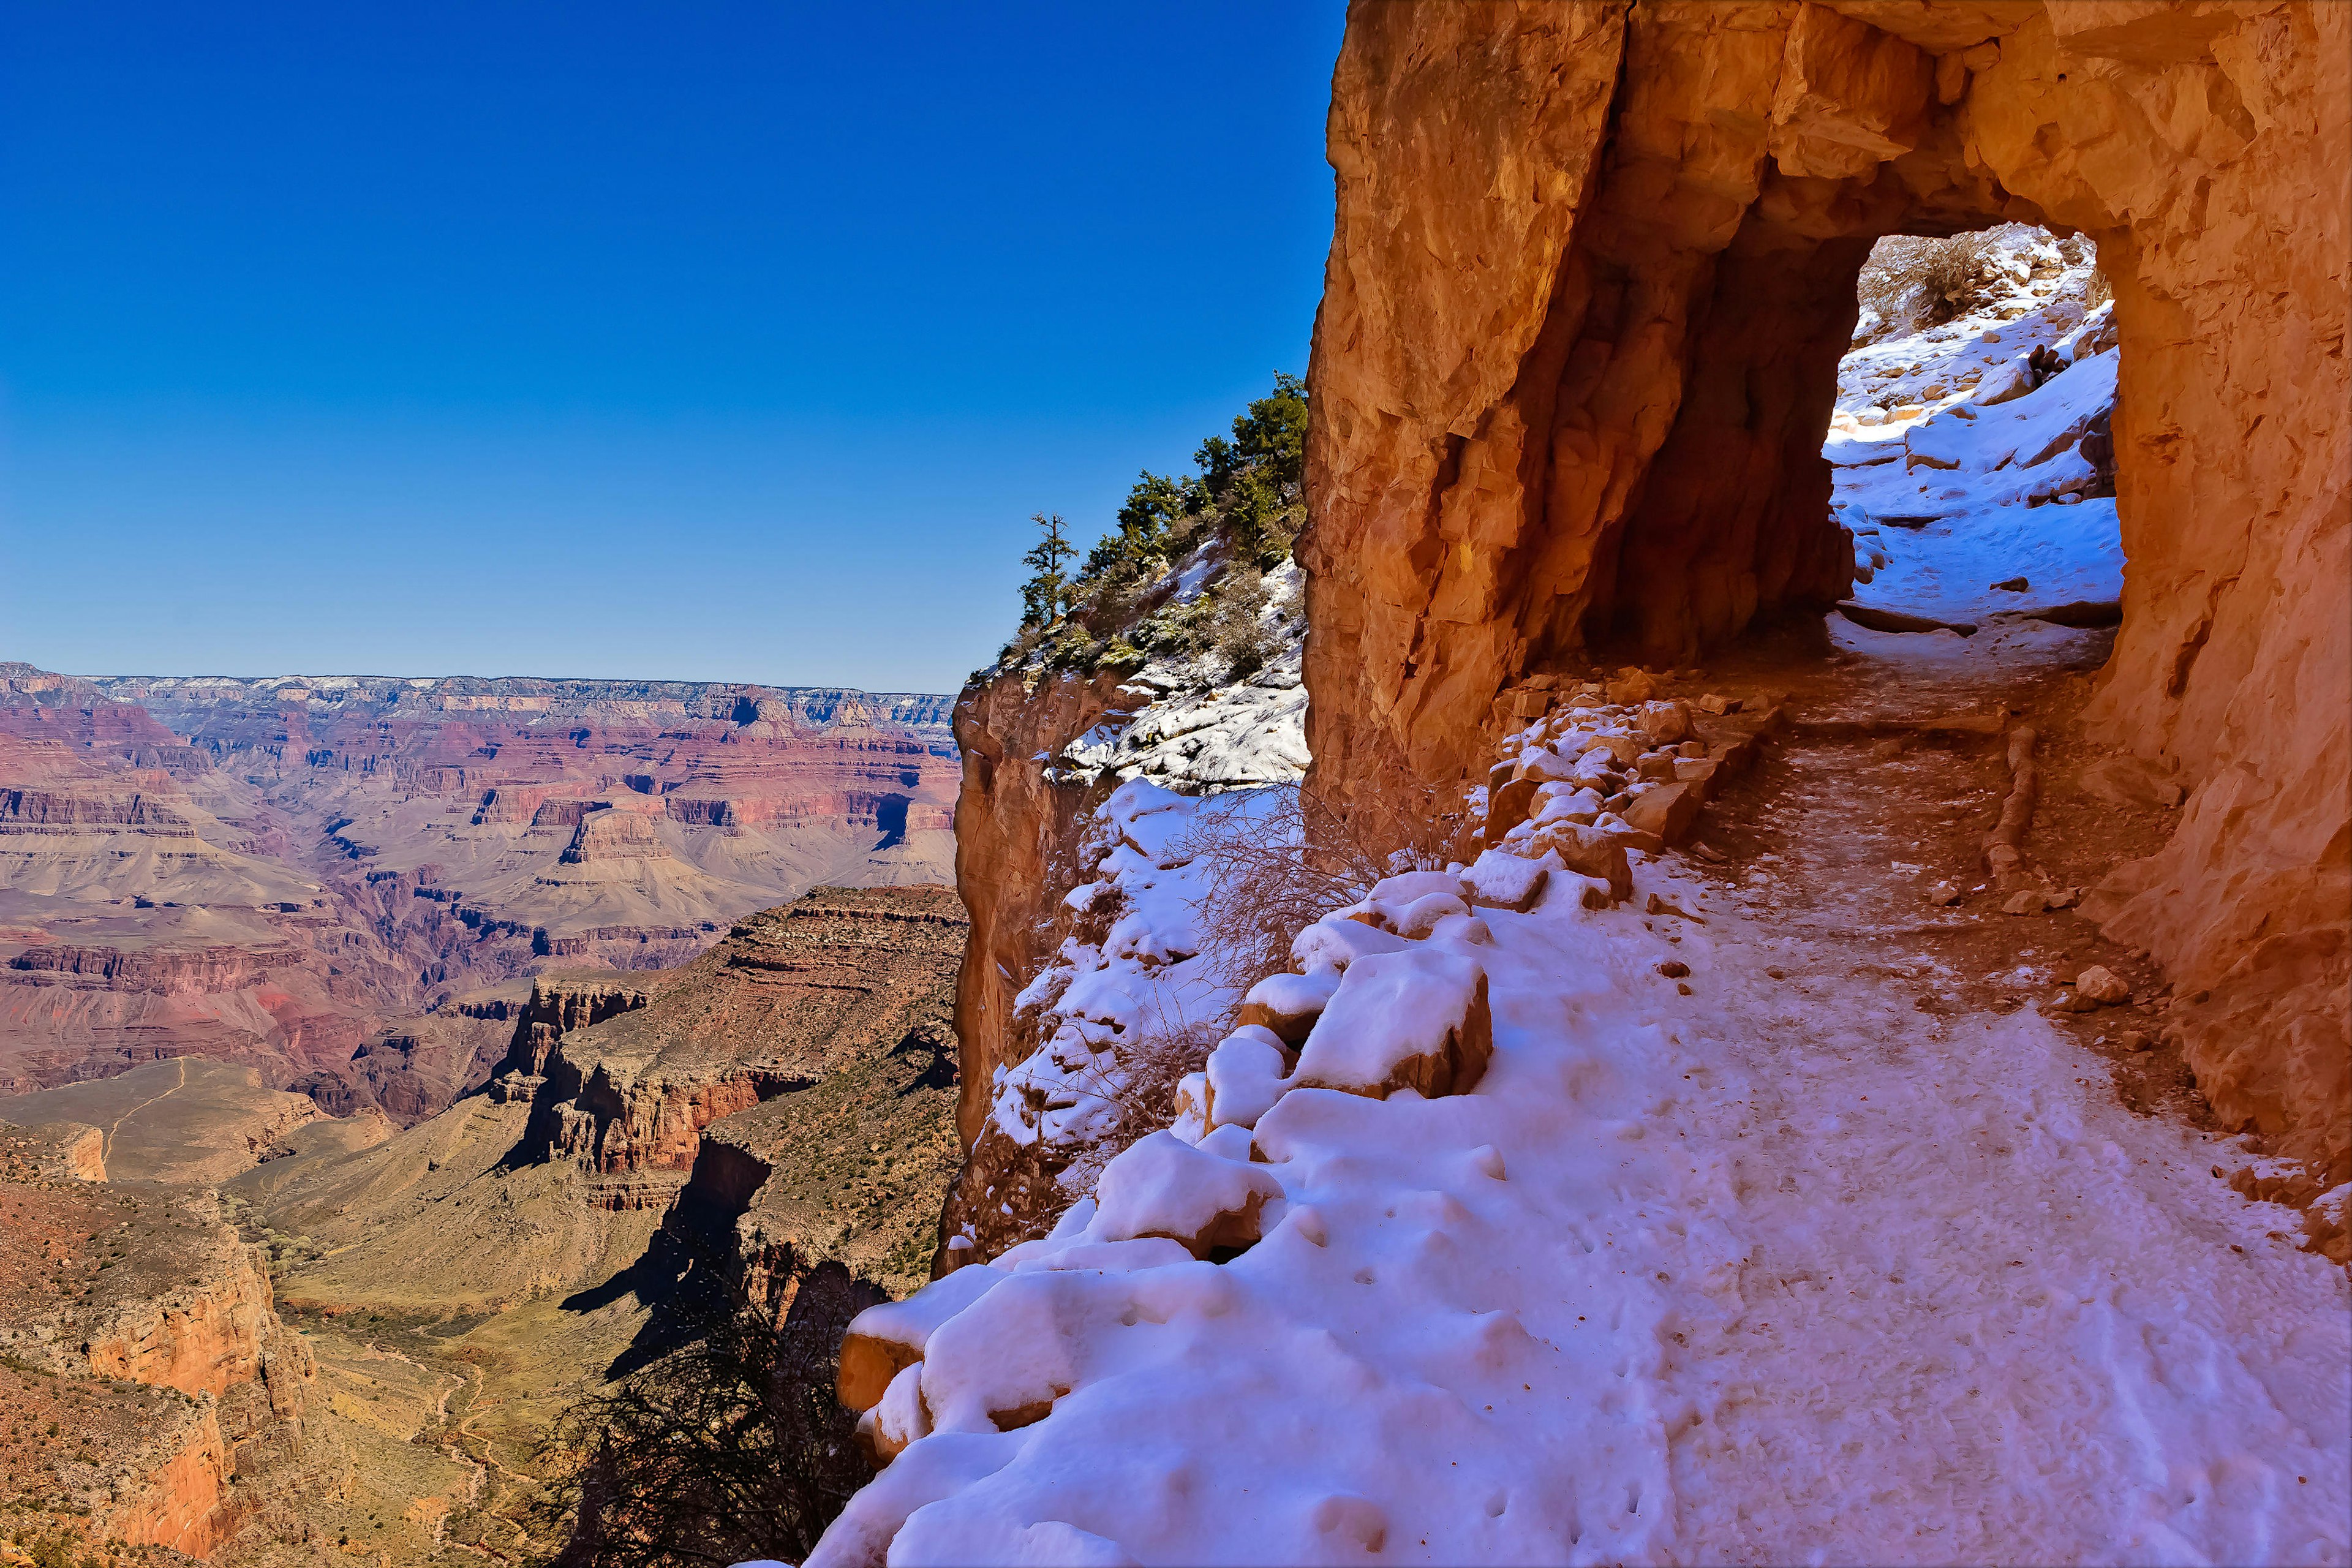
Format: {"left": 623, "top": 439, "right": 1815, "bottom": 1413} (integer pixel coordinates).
{"left": 0, "top": 2, "right": 1343, "bottom": 694}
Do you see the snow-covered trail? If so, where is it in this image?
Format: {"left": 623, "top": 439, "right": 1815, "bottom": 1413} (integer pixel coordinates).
{"left": 1648, "top": 863, "right": 2350, "bottom": 1566}
{"left": 815, "top": 748, "right": 2348, "bottom": 1566}
{"left": 802, "top": 228, "right": 2345, "bottom": 1568}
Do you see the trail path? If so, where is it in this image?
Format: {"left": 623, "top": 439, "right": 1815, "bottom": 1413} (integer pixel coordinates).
{"left": 1638, "top": 612, "right": 2350, "bottom": 1564}
{"left": 103, "top": 1055, "right": 185, "bottom": 1163}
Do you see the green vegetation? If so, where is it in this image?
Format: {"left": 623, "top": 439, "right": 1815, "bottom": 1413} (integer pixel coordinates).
{"left": 1003, "top": 373, "right": 1306, "bottom": 676}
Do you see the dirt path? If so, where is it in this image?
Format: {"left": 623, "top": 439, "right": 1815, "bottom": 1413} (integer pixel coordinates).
{"left": 102, "top": 1055, "right": 185, "bottom": 1164}
{"left": 1691, "top": 616, "right": 2224, "bottom": 1147}
{"left": 1624, "top": 619, "right": 2350, "bottom": 1561}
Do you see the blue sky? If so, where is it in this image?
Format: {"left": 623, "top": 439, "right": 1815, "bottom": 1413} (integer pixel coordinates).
{"left": 0, "top": 2, "right": 1343, "bottom": 693}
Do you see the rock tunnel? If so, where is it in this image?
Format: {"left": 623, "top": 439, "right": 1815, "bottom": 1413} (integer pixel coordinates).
{"left": 1300, "top": 3, "right": 2346, "bottom": 1175}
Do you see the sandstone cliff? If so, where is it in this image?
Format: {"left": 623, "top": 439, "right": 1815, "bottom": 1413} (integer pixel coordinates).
{"left": 0, "top": 1119, "right": 316, "bottom": 1562}
{"left": 1302, "top": 0, "right": 2348, "bottom": 1180}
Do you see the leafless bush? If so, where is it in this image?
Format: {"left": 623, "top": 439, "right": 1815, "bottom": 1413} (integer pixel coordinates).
{"left": 1856, "top": 232, "right": 2003, "bottom": 341}
{"left": 1040, "top": 1006, "right": 1222, "bottom": 1196}
{"left": 533, "top": 1290, "right": 870, "bottom": 1568}
{"left": 1108, "top": 1014, "right": 1224, "bottom": 1151}
{"left": 1179, "top": 782, "right": 1458, "bottom": 994}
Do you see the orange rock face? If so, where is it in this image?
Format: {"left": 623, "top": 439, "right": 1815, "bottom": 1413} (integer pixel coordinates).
{"left": 945, "top": 668, "right": 1132, "bottom": 1153}
{"left": 1303, "top": 0, "right": 2349, "bottom": 1179}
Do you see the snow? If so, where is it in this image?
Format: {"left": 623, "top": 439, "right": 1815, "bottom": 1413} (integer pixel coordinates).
{"left": 1091, "top": 1129, "right": 1286, "bottom": 1253}
{"left": 1830, "top": 231, "right": 2125, "bottom": 630}
{"left": 796, "top": 230, "right": 2348, "bottom": 1568}
{"left": 1463, "top": 849, "right": 1550, "bottom": 911}
{"left": 1054, "top": 561, "right": 1310, "bottom": 793}
{"left": 1291, "top": 945, "right": 1488, "bottom": 1096}
{"left": 965, "top": 780, "right": 1291, "bottom": 1221}
{"left": 817, "top": 810, "right": 2350, "bottom": 1566}
{"left": 1202, "top": 1026, "right": 1294, "bottom": 1131}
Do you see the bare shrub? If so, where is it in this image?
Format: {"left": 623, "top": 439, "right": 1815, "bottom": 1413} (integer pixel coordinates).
{"left": 1857, "top": 232, "right": 1992, "bottom": 340}
{"left": 1179, "top": 782, "right": 1459, "bottom": 994}
{"left": 534, "top": 1290, "right": 870, "bottom": 1568}
{"left": 1207, "top": 568, "right": 1281, "bottom": 679}
{"left": 1107, "top": 1012, "right": 1224, "bottom": 1151}
{"left": 1039, "top": 1006, "right": 1222, "bottom": 1201}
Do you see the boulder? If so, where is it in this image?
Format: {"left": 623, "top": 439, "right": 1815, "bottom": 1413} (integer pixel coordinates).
{"left": 1605, "top": 668, "right": 1656, "bottom": 706}
{"left": 1635, "top": 700, "right": 1691, "bottom": 746}
{"left": 1202, "top": 1028, "right": 1296, "bottom": 1132}
{"left": 1294, "top": 949, "right": 1493, "bottom": 1100}
{"left": 837, "top": 1265, "right": 1006, "bottom": 1413}
{"left": 1463, "top": 848, "right": 1550, "bottom": 912}
{"left": 1093, "top": 1131, "right": 1286, "bottom": 1259}
{"left": 1484, "top": 775, "right": 1541, "bottom": 843}
{"left": 1671, "top": 756, "right": 1719, "bottom": 797}
{"left": 1235, "top": 971, "right": 1342, "bottom": 1045}
{"left": 1524, "top": 824, "right": 1632, "bottom": 902}
{"left": 1620, "top": 782, "right": 1701, "bottom": 848}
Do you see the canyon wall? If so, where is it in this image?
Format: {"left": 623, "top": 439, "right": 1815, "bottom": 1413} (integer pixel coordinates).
{"left": 0, "top": 1120, "right": 315, "bottom": 1561}
{"left": 945, "top": 669, "right": 1131, "bottom": 1157}
{"left": 1302, "top": 0, "right": 2348, "bottom": 1178}
{"left": 0, "top": 665, "right": 959, "bottom": 1126}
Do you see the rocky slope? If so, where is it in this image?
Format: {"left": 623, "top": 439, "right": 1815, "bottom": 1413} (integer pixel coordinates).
{"left": 1300, "top": 0, "right": 2347, "bottom": 1183}
{"left": 190, "top": 887, "right": 968, "bottom": 1553}
{"left": 0, "top": 1119, "right": 318, "bottom": 1563}
{"left": 0, "top": 665, "right": 960, "bottom": 1133}
{"left": 2, "top": 886, "right": 974, "bottom": 1560}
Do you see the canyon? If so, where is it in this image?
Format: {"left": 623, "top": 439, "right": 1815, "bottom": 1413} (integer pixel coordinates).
{"left": 8, "top": 1, "right": 2349, "bottom": 1561}
{"left": 0, "top": 665, "right": 957, "bottom": 1128}
{"left": 1, "top": 882, "right": 965, "bottom": 1564}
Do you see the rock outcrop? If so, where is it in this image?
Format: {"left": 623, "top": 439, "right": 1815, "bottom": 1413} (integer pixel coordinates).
{"left": 0, "top": 1119, "right": 315, "bottom": 1562}
{"left": 1302, "top": 0, "right": 2348, "bottom": 1180}
{"left": 946, "top": 669, "right": 1133, "bottom": 1159}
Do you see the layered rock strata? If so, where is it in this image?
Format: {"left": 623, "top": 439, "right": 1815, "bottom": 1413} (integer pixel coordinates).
{"left": 0, "top": 665, "right": 959, "bottom": 1123}
{"left": 252, "top": 888, "right": 966, "bottom": 1325}
{"left": 1302, "top": 0, "right": 2349, "bottom": 1180}
{"left": 0, "top": 1118, "right": 315, "bottom": 1562}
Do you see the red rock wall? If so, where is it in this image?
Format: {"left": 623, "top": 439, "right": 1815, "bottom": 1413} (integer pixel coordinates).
{"left": 83, "top": 1235, "right": 275, "bottom": 1399}
{"left": 944, "top": 668, "right": 1130, "bottom": 1153}
{"left": 1304, "top": 0, "right": 2349, "bottom": 1176}
{"left": 99, "top": 1404, "right": 232, "bottom": 1559}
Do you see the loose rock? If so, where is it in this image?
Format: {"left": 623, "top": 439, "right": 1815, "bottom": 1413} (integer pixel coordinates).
{"left": 2074, "top": 965, "right": 2131, "bottom": 1006}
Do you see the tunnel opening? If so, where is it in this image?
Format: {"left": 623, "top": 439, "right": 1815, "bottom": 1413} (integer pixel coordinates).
{"left": 1823, "top": 222, "right": 2124, "bottom": 644}
{"left": 1574, "top": 210, "right": 2126, "bottom": 669}
{"left": 1303, "top": 1, "right": 2346, "bottom": 1189}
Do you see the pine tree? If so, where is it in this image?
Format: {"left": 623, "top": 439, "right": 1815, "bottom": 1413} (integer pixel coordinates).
{"left": 1019, "top": 512, "right": 1076, "bottom": 628}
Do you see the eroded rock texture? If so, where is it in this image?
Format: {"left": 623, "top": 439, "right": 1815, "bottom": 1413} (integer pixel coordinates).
{"left": 946, "top": 671, "right": 1130, "bottom": 1154}
{"left": 1303, "top": 0, "right": 2348, "bottom": 1178}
